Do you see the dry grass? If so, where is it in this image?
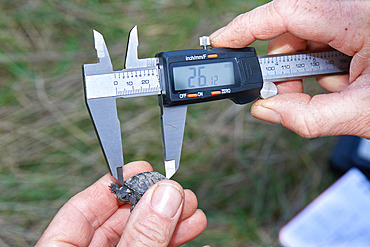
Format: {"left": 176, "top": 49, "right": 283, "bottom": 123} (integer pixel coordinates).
{"left": 0, "top": 0, "right": 338, "bottom": 246}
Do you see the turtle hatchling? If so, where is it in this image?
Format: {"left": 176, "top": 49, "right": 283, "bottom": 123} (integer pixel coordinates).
{"left": 110, "top": 171, "right": 167, "bottom": 211}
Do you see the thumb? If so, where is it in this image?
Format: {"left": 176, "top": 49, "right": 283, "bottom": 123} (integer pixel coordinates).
{"left": 251, "top": 88, "right": 370, "bottom": 139}
{"left": 118, "top": 180, "right": 184, "bottom": 247}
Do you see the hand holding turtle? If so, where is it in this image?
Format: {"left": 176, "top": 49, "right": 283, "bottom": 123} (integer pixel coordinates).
{"left": 36, "top": 161, "right": 207, "bottom": 247}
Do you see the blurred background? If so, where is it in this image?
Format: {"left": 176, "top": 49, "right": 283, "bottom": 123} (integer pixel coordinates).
{"left": 0, "top": 0, "right": 339, "bottom": 246}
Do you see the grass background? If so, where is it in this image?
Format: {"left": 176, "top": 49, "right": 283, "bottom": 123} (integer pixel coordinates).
{"left": 0, "top": 0, "right": 339, "bottom": 246}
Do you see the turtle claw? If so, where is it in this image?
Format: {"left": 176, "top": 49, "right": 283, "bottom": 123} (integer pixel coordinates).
{"left": 109, "top": 183, "right": 120, "bottom": 193}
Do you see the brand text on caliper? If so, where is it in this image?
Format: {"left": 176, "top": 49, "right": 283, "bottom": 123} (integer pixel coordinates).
{"left": 185, "top": 54, "right": 207, "bottom": 61}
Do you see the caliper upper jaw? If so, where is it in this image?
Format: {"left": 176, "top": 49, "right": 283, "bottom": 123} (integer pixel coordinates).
{"left": 160, "top": 104, "right": 188, "bottom": 179}
{"left": 84, "top": 30, "right": 113, "bottom": 76}
{"left": 125, "top": 25, "right": 159, "bottom": 69}
{"left": 83, "top": 30, "right": 124, "bottom": 184}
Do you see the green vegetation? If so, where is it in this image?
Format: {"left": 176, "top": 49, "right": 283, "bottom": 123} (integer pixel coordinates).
{"left": 1, "top": 0, "right": 338, "bottom": 246}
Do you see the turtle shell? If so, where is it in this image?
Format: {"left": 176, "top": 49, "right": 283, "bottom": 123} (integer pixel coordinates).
{"left": 124, "top": 171, "right": 167, "bottom": 195}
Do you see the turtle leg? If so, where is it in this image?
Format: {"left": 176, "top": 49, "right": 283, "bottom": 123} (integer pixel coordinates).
{"left": 129, "top": 196, "right": 138, "bottom": 212}
{"left": 130, "top": 195, "right": 141, "bottom": 212}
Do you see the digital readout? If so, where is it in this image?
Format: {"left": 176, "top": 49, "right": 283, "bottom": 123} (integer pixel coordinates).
{"left": 173, "top": 61, "right": 235, "bottom": 91}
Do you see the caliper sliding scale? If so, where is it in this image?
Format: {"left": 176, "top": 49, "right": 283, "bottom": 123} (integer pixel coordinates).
{"left": 83, "top": 26, "right": 351, "bottom": 184}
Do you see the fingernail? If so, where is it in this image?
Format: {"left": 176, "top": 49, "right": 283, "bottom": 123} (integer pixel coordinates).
{"left": 268, "top": 47, "right": 287, "bottom": 55}
{"left": 252, "top": 105, "right": 282, "bottom": 124}
{"left": 151, "top": 183, "right": 183, "bottom": 218}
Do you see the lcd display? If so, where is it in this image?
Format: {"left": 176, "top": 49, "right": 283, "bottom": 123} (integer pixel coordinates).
{"left": 173, "top": 61, "right": 235, "bottom": 91}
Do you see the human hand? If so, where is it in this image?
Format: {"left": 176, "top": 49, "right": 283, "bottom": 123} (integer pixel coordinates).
{"left": 211, "top": 0, "right": 369, "bottom": 138}
{"left": 36, "top": 161, "right": 207, "bottom": 246}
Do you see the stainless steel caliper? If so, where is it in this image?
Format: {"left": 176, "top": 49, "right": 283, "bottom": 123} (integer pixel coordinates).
{"left": 83, "top": 26, "right": 351, "bottom": 184}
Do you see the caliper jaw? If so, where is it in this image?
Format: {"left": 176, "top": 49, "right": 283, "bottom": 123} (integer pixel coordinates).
{"left": 160, "top": 104, "right": 187, "bottom": 178}
{"left": 83, "top": 30, "right": 124, "bottom": 184}
{"left": 125, "top": 26, "right": 159, "bottom": 69}
{"left": 260, "top": 81, "right": 278, "bottom": 99}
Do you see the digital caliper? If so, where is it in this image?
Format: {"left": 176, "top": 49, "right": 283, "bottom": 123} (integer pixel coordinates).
{"left": 83, "top": 26, "right": 351, "bottom": 184}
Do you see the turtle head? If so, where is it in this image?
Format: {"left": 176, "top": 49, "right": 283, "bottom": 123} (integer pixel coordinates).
{"left": 114, "top": 185, "right": 132, "bottom": 203}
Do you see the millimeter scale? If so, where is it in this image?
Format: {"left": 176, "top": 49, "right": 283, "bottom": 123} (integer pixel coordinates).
{"left": 83, "top": 26, "right": 351, "bottom": 184}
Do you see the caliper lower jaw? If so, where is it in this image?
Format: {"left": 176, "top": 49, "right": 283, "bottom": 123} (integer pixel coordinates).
{"left": 83, "top": 30, "right": 124, "bottom": 184}
{"left": 160, "top": 103, "right": 188, "bottom": 179}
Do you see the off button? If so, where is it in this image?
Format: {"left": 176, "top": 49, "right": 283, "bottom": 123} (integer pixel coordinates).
{"left": 187, "top": 93, "right": 198, "bottom": 98}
